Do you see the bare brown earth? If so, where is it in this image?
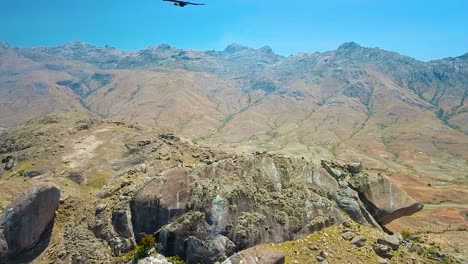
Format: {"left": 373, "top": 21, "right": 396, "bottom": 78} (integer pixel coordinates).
{"left": 387, "top": 173, "right": 468, "bottom": 261}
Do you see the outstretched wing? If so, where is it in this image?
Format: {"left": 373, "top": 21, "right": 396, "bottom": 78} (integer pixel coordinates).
{"left": 184, "top": 1, "right": 205, "bottom": 5}
{"left": 162, "top": 0, "right": 205, "bottom": 6}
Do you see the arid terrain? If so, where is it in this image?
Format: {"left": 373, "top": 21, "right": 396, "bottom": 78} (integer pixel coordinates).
{"left": 0, "top": 41, "right": 467, "bottom": 263}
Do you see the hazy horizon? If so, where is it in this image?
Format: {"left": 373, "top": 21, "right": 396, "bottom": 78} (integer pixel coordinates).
{"left": 1, "top": 0, "right": 467, "bottom": 61}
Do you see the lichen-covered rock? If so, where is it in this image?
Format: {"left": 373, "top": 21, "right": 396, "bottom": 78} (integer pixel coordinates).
{"left": 350, "top": 236, "right": 367, "bottom": 247}
{"left": 137, "top": 254, "right": 172, "bottom": 264}
{"left": 373, "top": 243, "right": 394, "bottom": 259}
{"left": 188, "top": 156, "right": 345, "bottom": 247}
{"left": 377, "top": 234, "right": 400, "bottom": 250}
{"left": 112, "top": 207, "right": 134, "bottom": 238}
{"left": 68, "top": 171, "right": 87, "bottom": 185}
{"left": 0, "top": 183, "right": 60, "bottom": 260}
{"left": 321, "top": 160, "right": 423, "bottom": 226}
{"left": 207, "top": 235, "right": 236, "bottom": 263}
{"left": 130, "top": 167, "right": 191, "bottom": 239}
{"left": 185, "top": 236, "right": 209, "bottom": 264}
{"left": 129, "top": 156, "right": 424, "bottom": 263}
{"left": 223, "top": 247, "right": 285, "bottom": 264}
{"left": 330, "top": 186, "right": 380, "bottom": 228}
{"left": 157, "top": 211, "right": 209, "bottom": 264}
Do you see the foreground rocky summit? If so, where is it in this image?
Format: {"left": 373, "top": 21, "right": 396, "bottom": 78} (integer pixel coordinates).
{"left": 0, "top": 112, "right": 448, "bottom": 264}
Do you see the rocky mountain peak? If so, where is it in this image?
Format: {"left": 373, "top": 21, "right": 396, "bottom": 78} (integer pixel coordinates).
{"left": 61, "top": 41, "right": 96, "bottom": 50}
{"left": 0, "top": 42, "right": 10, "bottom": 49}
{"left": 156, "top": 43, "right": 173, "bottom": 50}
{"left": 223, "top": 43, "right": 250, "bottom": 53}
{"left": 258, "top": 45, "right": 274, "bottom": 53}
{"left": 337, "top": 41, "right": 364, "bottom": 51}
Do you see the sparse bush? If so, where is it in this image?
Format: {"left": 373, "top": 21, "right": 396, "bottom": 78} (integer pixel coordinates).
{"left": 401, "top": 230, "right": 412, "bottom": 240}
{"left": 132, "top": 235, "right": 156, "bottom": 262}
{"left": 166, "top": 255, "right": 185, "bottom": 264}
{"left": 140, "top": 235, "right": 156, "bottom": 248}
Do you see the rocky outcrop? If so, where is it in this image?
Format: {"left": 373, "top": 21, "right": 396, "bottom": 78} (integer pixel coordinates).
{"left": 321, "top": 160, "right": 423, "bottom": 226}
{"left": 356, "top": 174, "right": 424, "bottom": 225}
{"left": 330, "top": 185, "right": 381, "bottom": 229}
{"left": 0, "top": 183, "right": 60, "bottom": 262}
{"left": 125, "top": 155, "right": 424, "bottom": 263}
{"left": 128, "top": 156, "right": 347, "bottom": 263}
{"left": 0, "top": 156, "right": 15, "bottom": 172}
{"left": 137, "top": 254, "right": 172, "bottom": 264}
{"left": 130, "top": 167, "right": 191, "bottom": 240}
{"left": 157, "top": 211, "right": 210, "bottom": 263}
{"left": 223, "top": 247, "right": 285, "bottom": 264}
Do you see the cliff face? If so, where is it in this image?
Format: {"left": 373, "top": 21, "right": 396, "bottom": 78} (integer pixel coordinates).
{"left": 0, "top": 112, "right": 431, "bottom": 263}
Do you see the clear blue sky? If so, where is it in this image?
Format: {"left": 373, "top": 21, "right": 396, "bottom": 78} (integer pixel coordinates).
{"left": 1, "top": 0, "right": 467, "bottom": 61}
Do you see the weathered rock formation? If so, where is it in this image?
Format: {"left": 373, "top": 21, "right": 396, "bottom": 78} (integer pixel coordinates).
{"left": 123, "top": 155, "right": 423, "bottom": 263}
{"left": 358, "top": 174, "right": 424, "bottom": 225}
{"left": 130, "top": 167, "right": 192, "bottom": 240}
{"left": 321, "top": 160, "right": 424, "bottom": 225}
{"left": 0, "top": 183, "right": 60, "bottom": 262}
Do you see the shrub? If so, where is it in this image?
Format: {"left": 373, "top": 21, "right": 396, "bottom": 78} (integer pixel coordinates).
{"left": 401, "top": 230, "right": 412, "bottom": 240}
{"left": 140, "top": 235, "right": 155, "bottom": 248}
{"left": 166, "top": 256, "right": 185, "bottom": 264}
{"left": 132, "top": 235, "right": 156, "bottom": 262}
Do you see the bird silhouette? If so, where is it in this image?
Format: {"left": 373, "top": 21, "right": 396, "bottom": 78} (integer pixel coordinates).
{"left": 163, "top": 0, "right": 205, "bottom": 7}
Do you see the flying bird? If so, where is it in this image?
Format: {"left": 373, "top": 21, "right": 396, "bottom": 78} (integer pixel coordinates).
{"left": 163, "top": 0, "right": 205, "bottom": 7}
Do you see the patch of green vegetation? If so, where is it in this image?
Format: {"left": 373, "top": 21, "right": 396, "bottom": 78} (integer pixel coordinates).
{"left": 86, "top": 175, "right": 107, "bottom": 189}
{"left": 436, "top": 108, "right": 463, "bottom": 132}
{"left": 115, "top": 235, "right": 156, "bottom": 263}
{"left": 3, "top": 161, "right": 33, "bottom": 179}
{"left": 166, "top": 256, "right": 185, "bottom": 264}
{"left": 418, "top": 246, "right": 453, "bottom": 263}
{"left": 134, "top": 235, "right": 156, "bottom": 261}
{"left": 274, "top": 210, "right": 289, "bottom": 225}
{"left": 377, "top": 123, "right": 389, "bottom": 129}
{"left": 234, "top": 212, "right": 266, "bottom": 238}
{"left": 401, "top": 230, "right": 415, "bottom": 241}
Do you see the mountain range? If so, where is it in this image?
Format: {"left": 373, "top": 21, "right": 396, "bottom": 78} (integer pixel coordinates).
{"left": 1, "top": 41, "right": 466, "bottom": 180}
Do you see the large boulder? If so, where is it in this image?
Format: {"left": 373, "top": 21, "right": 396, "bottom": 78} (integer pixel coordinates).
{"left": 356, "top": 174, "right": 423, "bottom": 225}
{"left": 137, "top": 254, "right": 172, "bottom": 264}
{"left": 377, "top": 234, "right": 400, "bottom": 250}
{"left": 0, "top": 183, "right": 60, "bottom": 260}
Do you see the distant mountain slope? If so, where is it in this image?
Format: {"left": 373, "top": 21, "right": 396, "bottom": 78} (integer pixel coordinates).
{"left": 0, "top": 42, "right": 466, "bottom": 182}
